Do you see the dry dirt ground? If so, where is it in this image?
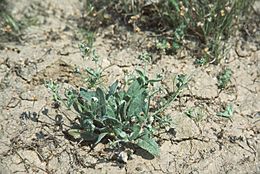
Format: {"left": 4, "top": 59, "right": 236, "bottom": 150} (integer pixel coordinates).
{"left": 0, "top": 0, "right": 260, "bottom": 173}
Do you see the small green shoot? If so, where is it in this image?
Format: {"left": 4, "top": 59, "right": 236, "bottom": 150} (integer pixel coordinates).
{"left": 185, "top": 106, "right": 205, "bottom": 122}
{"left": 138, "top": 51, "right": 152, "bottom": 63}
{"left": 217, "top": 104, "right": 233, "bottom": 118}
{"left": 156, "top": 39, "right": 171, "bottom": 53}
{"left": 217, "top": 68, "right": 232, "bottom": 89}
{"left": 45, "top": 81, "right": 61, "bottom": 102}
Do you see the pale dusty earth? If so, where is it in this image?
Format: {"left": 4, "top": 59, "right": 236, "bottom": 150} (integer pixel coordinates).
{"left": 0, "top": 0, "right": 260, "bottom": 173}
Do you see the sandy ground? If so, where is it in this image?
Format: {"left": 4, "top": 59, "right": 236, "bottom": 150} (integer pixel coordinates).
{"left": 0, "top": 0, "right": 259, "bottom": 173}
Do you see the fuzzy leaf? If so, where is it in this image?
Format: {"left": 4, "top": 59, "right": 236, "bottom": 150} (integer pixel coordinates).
{"left": 67, "top": 129, "right": 81, "bottom": 139}
{"left": 68, "top": 129, "right": 98, "bottom": 141}
{"left": 80, "top": 88, "right": 95, "bottom": 101}
{"left": 127, "top": 78, "right": 141, "bottom": 96}
{"left": 137, "top": 137, "right": 160, "bottom": 157}
{"left": 127, "top": 88, "right": 146, "bottom": 117}
{"left": 102, "top": 116, "right": 122, "bottom": 127}
{"left": 118, "top": 100, "right": 127, "bottom": 120}
{"left": 108, "top": 80, "right": 118, "bottom": 96}
{"left": 114, "top": 128, "right": 128, "bottom": 140}
{"left": 106, "top": 96, "right": 117, "bottom": 118}
{"left": 129, "top": 125, "right": 142, "bottom": 141}
{"left": 96, "top": 87, "right": 106, "bottom": 116}
{"left": 94, "top": 132, "right": 107, "bottom": 145}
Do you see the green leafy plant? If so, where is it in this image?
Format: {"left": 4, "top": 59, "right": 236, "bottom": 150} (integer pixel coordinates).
{"left": 217, "top": 104, "right": 233, "bottom": 118}
{"left": 217, "top": 68, "right": 232, "bottom": 89}
{"left": 138, "top": 51, "right": 152, "bottom": 63}
{"left": 47, "top": 65, "right": 189, "bottom": 157}
{"left": 185, "top": 106, "right": 205, "bottom": 122}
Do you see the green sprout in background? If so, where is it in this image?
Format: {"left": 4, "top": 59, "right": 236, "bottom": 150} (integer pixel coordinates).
{"left": 217, "top": 104, "right": 233, "bottom": 119}
{"left": 217, "top": 68, "right": 232, "bottom": 89}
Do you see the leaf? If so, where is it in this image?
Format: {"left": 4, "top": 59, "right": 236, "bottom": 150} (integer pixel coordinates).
{"left": 108, "top": 80, "right": 118, "bottom": 96}
{"left": 169, "top": 0, "right": 179, "bottom": 11}
{"left": 107, "top": 103, "right": 116, "bottom": 118}
{"left": 137, "top": 137, "right": 160, "bottom": 157}
{"left": 127, "top": 78, "right": 141, "bottom": 96}
{"left": 80, "top": 88, "right": 95, "bottom": 101}
{"left": 68, "top": 129, "right": 97, "bottom": 141}
{"left": 85, "top": 67, "right": 97, "bottom": 76}
{"left": 135, "top": 69, "right": 148, "bottom": 84}
{"left": 129, "top": 125, "right": 142, "bottom": 141}
{"left": 217, "top": 104, "right": 233, "bottom": 118}
{"left": 80, "top": 117, "right": 95, "bottom": 130}
{"left": 218, "top": 68, "right": 232, "bottom": 89}
{"left": 118, "top": 100, "right": 127, "bottom": 120}
{"left": 114, "top": 128, "right": 128, "bottom": 140}
{"left": 80, "top": 131, "right": 98, "bottom": 141}
{"left": 68, "top": 129, "right": 81, "bottom": 139}
{"left": 127, "top": 88, "right": 146, "bottom": 117}
{"left": 94, "top": 132, "right": 107, "bottom": 145}
{"left": 102, "top": 116, "right": 122, "bottom": 127}
{"left": 96, "top": 87, "right": 106, "bottom": 116}
{"left": 106, "top": 96, "right": 117, "bottom": 118}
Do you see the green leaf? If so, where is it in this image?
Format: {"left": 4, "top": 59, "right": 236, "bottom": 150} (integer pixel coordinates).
{"left": 218, "top": 68, "right": 232, "bottom": 89}
{"left": 106, "top": 96, "right": 117, "bottom": 118}
{"left": 80, "top": 88, "right": 95, "bottom": 101}
{"left": 96, "top": 87, "right": 106, "bottom": 116}
{"left": 108, "top": 80, "right": 118, "bottom": 96}
{"left": 85, "top": 67, "right": 97, "bottom": 76}
{"left": 127, "top": 78, "right": 141, "bottom": 96}
{"left": 114, "top": 128, "right": 128, "bottom": 140}
{"left": 217, "top": 104, "right": 233, "bottom": 118}
{"left": 169, "top": 0, "right": 179, "bottom": 12}
{"left": 135, "top": 69, "right": 148, "bottom": 84}
{"left": 102, "top": 116, "right": 122, "bottom": 127}
{"left": 68, "top": 128, "right": 98, "bottom": 141}
{"left": 127, "top": 88, "right": 146, "bottom": 117}
{"left": 68, "top": 129, "right": 81, "bottom": 139}
{"left": 118, "top": 100, "right": 127, "bottom": 120}
{"left": 94, "top": 132, "right": 107, "bottom": 145}
{"left": 80, "top": 131, "right": 98, "bottom": 141}
{"left": 81, "top": 119, "right": 95, "bottom": 132}
{"left": 129, "top": 125, "right": 142, "bottom": 141}
{"left": 107, "top": 103, "right": 116, "bottom": 118}
{"left": 137, "top": 137, "right": 160, "bottom": 157}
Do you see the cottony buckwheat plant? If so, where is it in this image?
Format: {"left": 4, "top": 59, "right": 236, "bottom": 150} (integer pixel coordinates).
{"left": 46, "top": 50, "right": 189, "bottom": 157}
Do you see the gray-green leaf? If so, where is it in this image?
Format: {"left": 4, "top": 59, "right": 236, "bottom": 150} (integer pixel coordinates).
{"left": 137, "top": 137, "right": 159, "bottom": 156}
{"left": 96, "top": 87, "right": 106, "bottom": 116}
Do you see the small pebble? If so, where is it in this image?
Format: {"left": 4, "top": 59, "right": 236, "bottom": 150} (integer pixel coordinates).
{"left": 118, "top": 151, "right": 128, "bottom": 163}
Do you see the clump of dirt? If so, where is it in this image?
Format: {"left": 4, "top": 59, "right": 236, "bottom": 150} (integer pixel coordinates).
{"left": 31, "top": 59, "right": 84, "bottom": 87}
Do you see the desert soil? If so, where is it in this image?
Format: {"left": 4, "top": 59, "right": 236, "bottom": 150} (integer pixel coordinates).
{"left": 0, "top": 0, "right": 259, "bottom": 173}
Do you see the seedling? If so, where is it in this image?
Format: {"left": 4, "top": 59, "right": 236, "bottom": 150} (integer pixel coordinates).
{"left": 185, "top": 106, "right": 205, "bottom": 122}
{"left": 217, "top": 68, "right": 232, "bottom": 89}
{"left": 217, "top": 104, "right": 233, "bottom": 118}
{"left": 138, "top": 51, "right": 152, "bottom": 63}
{"left": 156, "top": 39, "right": 171, "bottom": 53}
